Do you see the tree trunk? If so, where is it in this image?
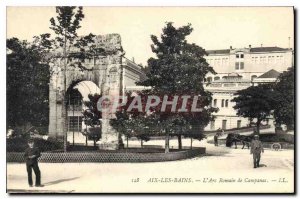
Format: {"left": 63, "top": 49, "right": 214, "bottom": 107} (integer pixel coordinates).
{"left": 141, "top": 139, "right": 143, "bottom": 148}
{"left": 85, "top": 135, "right": 87, "bottom": 146}
{"left": 190, "top": 137, "right": 193, "bottom": 149}
{"left": 126, "top": 136, "right": 129, "bottom": 148}
{"left": 178, "top": 135, "right": 182, "bottom": 150}
{"left": 256, "top": 120, "right": 261, "bottom": 134}
{"left": 63, "top": 30, "right": 68, "bottom": 152}
{"left": 93, "top": 138, "right": 96, "bottom": 148}
{"left": 63, "top": 100, "right": 67, "bottom": 152}
{"left": 165, "top": 133, "right": 170, "bottom": 153}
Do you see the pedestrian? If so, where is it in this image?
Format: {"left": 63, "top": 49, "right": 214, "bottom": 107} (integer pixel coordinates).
{"left": 250, "top": 135, "right": 264, "bottom": 168}
{"left": 24, "top": 139, "right": 43, "bottom": 187}
{"left": 214, "top": 133, "right": 219, "bottom": 146}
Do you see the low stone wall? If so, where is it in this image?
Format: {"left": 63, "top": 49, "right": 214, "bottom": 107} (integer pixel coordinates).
{"left": 7, "top": 147, "right": 205, "bottom": 163}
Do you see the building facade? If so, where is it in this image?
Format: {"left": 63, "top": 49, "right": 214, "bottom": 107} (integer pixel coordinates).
{"left": 204, "top": 46, "right": 293, "bottom": 130}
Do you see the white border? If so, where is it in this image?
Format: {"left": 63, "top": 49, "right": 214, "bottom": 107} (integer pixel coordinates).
{"left": 0, "top": 1, "right": 298, "bottom": 198}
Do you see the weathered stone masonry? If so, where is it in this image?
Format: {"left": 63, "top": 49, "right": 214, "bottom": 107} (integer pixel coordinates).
{"left": 48, "top": 34, "right": 125, "bottom": 150}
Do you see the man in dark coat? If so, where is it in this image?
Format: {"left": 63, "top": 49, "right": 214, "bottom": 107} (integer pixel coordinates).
{"left": 24, "top": 139, "right": 42, "bottom": 187}
{"left": 214, "top": 133, "right": 219, "bottom": 146}
{"left": 250, "top": 135, "right": 264, "bottom": 168}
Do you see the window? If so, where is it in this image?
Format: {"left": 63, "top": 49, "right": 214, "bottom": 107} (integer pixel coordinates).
{"left": 214, "top": 76, "right": 220, "bottom": 81}
{"left": 221, "top": 99, "right": 225, "bottom": 107}
{"left": 235, "top": 62, "right": 239, "bottom": 70}
{"left": 252, "top": 57, "right": 258, "bottom": 64}
{"left": 236, "top": 52, "right": 244, "bottom": 59}
{"left": 68, "top": 116, "right": 83, "bottom": 132}
{"left": 225, "top": 100, "right": 229, "bottom": 107}
{"left": 210, "top": 120, "right": 215, "bottom": 130}
{"left": 280, "top": 56, "right": 284, "bottom": 63}
{"left": 67, "top": 90, "right": 82, "bottom": 111}
{"left": 207, "top": 77, "right": 212, "bottom": 83}
{"left": 240, "top": 62, "right": 244, "bottom": 69}
{"left": 235, "top": 62, "right": 244, "bottom": 70}
{"left": 222, "top": 120, "right": 227, "bottom": 130}
{"left": 237, "top": 120, "right": 241, "bottom": 129}
{"left": 213, "top": 99, "right": 217, "bottom": 107}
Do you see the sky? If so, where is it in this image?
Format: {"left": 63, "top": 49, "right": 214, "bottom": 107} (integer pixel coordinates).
{"left": 7, "top": 6, "right": 294, "bottom": 66}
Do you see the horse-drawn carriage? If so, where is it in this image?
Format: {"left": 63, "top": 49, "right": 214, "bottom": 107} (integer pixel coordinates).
{"left": 225, "top": 133, "right": 294, "bottom": 150}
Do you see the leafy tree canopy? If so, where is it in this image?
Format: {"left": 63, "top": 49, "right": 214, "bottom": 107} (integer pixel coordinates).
{"left": 7, "top": 37, "right": 50, "bottom": 129}
{"left": 273, "top": 66, "right": 294, "bottom": 130}
{"left": 231, "top": 84, "right": 278, "bottom": 133}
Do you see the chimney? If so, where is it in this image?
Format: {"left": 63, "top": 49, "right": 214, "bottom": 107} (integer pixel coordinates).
{"left": 230, "top": 46, "right": 233, "bottom": 50}
{"left": 249, "top": 45, "right": 251, "bottom": 48}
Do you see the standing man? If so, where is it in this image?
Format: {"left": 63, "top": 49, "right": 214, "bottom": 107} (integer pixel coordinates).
{"left": 24, "top": 139, "right": 42, "bottom": 187}
{"left": 250, "top": 135, "right": 264, "bottom": 168}
{"left": 214, "top": 133, "right": 219, "bottom": 146}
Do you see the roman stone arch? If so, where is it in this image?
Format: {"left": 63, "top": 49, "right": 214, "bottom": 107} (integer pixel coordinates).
{"left": 48, "top": 34, "right": 124, "bottom": 150}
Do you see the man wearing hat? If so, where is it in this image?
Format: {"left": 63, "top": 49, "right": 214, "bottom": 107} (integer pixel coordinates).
{"left": 250, "top": 135, "right": 264, "bottom": 168}
{"left": 24, "top": 139, "right": 42, "bottom": 187}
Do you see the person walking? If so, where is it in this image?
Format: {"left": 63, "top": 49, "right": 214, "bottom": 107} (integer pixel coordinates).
{"left": 250, "top": 135, "right": 264, "bottom": 168}
{"left": 24, "top": 139, "right": 43, "bottom": 187}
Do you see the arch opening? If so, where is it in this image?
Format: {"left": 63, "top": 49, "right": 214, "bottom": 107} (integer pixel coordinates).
{"left": 66, "top": 80, "right": 101, "bottom": 146}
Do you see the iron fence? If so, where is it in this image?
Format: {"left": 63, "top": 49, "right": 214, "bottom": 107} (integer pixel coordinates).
{"left": 7, "top": 147, "right": 205, "bottom": 163}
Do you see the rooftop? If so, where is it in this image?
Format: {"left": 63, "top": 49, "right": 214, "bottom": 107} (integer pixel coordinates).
{"left": 206, "top": 49, "right": 230, "bottom": 55}
{"left": 257, "top": 69, "right": 281, "bottom": 79}
{"left": 206, "top": 46, "right": 291, "bottom": 55}
{"left": 250, "top": 47, "right": 290, "bottom": 53}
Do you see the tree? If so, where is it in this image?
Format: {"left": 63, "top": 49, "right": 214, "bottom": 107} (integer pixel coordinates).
{"left": 82, "top": 94, "right": 102, "bottom": 147}
{"left": 138, "top": 22, "right": 216, "bottom": 151}
{"left": 231, "top": 84, "right": 277, "bottom": 134}
{"left": 49, "top": 6, "right": 96, "bottom": 151}
{"left": 111, "top": 22, "right": 216, "bottom": 152}
{"left": 7, "top": 37, "right": 51, "bottom": 132}
{"left": 273, "top": 67, "right": 294, "bottom": 130}
{"left": 109, "top": 93, "right": 158, "bottom": 149}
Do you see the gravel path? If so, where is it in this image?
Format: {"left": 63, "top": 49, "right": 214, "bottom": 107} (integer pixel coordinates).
{"left": 7, "top": 138, "right": 294, "bottom": 193}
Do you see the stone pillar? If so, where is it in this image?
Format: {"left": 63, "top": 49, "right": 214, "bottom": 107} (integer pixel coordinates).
{"left": 98, "top": 53, "right": 123, "bottom": 150}
{"left": 48, "top": 83, "right": 58, "bottom": 138}
{"left": 48, "top": 62, "right": 65, "bottom": 140}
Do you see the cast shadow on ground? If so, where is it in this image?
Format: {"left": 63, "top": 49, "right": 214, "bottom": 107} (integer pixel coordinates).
{"left": 258, "top": 164, "right": 267, "bottom": 167}
{"left": 204, "top": 149, "right": 231, "bottom": 157}
{"left": 43, "top": 177, "right": 80, "bottom": 186}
